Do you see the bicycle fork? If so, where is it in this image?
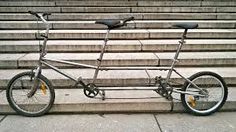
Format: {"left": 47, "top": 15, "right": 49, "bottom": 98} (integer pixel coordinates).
{"left": 27, "top": 17, "right": 50, "bottom": 98}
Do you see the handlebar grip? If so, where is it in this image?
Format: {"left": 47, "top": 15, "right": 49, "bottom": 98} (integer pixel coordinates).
{"left": 123, "top": 16, "right": 134, "bottom": 23}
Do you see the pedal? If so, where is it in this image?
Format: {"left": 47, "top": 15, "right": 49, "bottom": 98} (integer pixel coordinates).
{"left": 101, "top": 90, "right": 105, "bottom": 100}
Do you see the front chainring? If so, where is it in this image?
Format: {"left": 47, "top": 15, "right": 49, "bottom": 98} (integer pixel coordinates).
{"left": 83, "top": 83, "right": 99, "bottom": 98}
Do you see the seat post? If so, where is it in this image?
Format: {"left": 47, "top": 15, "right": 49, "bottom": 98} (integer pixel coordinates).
{"left": 166, "top": 29, "right": 188, "bottom": 81}
{"left": 92, "top": 29, "right": 110, "bottom": 83}
{"left": 174, "top": 29, "right": 188, "bottom": 60}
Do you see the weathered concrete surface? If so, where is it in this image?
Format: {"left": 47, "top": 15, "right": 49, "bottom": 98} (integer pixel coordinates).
{"left": 17, "top": 52, "right": 159, "bottom": 68}
{"left": 1, "top": 20, "right": 235, "bottom": 30}
{"left": 1, "top": 39, "right": 236, "bottom": 53}
{"left": 0, "top": 52, "right": 230, "bottom": 68}
{"left": 0, "top": 67, "right": 236, "bottom": 88}
{"left": 1, "top": 29, "right": 236, "bottom": 40}
{"left": 140, "top": 39, "right": 236, "bottom": 52}
{"left": 0, "top": 54, "right": 26, "bottom": 69}
{"left": 156, "top": 112, "right": 236, "bottom": 132}
{"left": 0, "top": 113, "right": 236, "bottom": 132}
{"left": 1, "top": 13, "right": 236, "bottom": 21}
{"left": 0, "top": 114, "right": 160, "bottom": 132}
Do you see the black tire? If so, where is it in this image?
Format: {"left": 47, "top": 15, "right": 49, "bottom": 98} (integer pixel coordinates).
{"left": 181, "top": 71, "right": 228, "bottom": 116}
{"left": 6, "top": 71, "right": 55, "bottom": 117}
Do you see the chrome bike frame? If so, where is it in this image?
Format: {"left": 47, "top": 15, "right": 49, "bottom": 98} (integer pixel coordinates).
{"left": 29, "top": 14, "right": 207, "bottom": 99}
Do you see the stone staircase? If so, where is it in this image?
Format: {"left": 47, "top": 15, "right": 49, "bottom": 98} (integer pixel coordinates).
{"left": 0, "top": 0, "right": 236, "bottom": 114}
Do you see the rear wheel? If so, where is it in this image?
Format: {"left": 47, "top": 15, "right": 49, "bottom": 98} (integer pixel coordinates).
{"left": 6, "top": 71, "right": 55, "bottom": 117}
{"left": 181, "top": 71, "right": 228, "bottom": 116}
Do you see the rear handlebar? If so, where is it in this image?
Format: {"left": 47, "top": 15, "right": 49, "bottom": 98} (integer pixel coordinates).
{"left": 123, "top": 16, "right": 134, "bottom": 23}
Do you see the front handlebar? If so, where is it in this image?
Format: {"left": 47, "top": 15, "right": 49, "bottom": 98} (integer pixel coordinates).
{"left": 28, "top": 11, "right": 51, "bottom": 23}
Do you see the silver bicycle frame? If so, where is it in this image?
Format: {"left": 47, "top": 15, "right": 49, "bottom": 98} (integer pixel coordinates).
{"left": 31, "top": 15, "right": 206, "bottom": 97}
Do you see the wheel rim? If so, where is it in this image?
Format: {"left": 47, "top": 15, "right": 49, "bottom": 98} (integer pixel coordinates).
{"left": 184, "top": 75, "right": 225, "bottom": 114}
{"left": 9, "top": 74, "right": 52, "bottom": 115}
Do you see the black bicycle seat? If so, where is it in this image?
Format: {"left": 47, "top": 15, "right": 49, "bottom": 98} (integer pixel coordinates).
{"left": 95, "top": 19, "right": 120, "bottom": 29}
{"left": 173, "top": 23, "right": 198, "bottom": 29}
{"left": 95, "top": 17, "right": 134, "bottom": 29}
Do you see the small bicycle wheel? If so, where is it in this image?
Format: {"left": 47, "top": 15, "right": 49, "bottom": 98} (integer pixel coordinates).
{"left": 6, "top": 71, "right": 55, "bottom": 117}
{"left": 181, "top": 71, "right": 228, "bottom": 116}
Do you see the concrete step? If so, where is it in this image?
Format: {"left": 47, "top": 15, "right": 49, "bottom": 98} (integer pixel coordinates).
{"left": 138, "top": 1, "right": 236, "bottom": 7}
{"left": 0, "top": 52, "right": 235, "bottom": 69}
{"left": 0, "top": 87, "right": 235, "bottom": 114}
{"left": 1, "top": 20, "right": 236, "bottom": 30}
{"left": 0, "top": 67, "right": 235, "bottom": 88}
{"left": 1, "top": 1, "right": 235, "bottom": 7}
{"left": 0, "top": 7, "right": 235, "bottom": 13}
{"left": 1, "top": 13, "right": 236, "bottom": 20}
{"left": 1, "top": 39, "right": 236, "bottom": 53}
{"left": 132, "top": 7, "right": 236, "bottom": 13}
{"left": 1, "top": 29, "right": 236, "bottom": 40}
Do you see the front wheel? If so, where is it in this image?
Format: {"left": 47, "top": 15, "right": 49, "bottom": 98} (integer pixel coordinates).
{"left": 181, "top": 71, "right": 228, "bottom": 116}
{"left": 6, "top": 71, "right": 55, "bottom": 117}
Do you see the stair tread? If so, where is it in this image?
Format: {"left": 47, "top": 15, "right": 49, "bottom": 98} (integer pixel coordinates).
{"left": 0, "top": 67, "right": 235, "bottom": 80}
{"left": 1, "top": 39, "right": 236, "bottom": 45}
{"left": 0, "top": 52, "right": 235, "bottom": 60}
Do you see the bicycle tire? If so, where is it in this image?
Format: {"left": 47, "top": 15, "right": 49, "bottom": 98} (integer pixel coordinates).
{"left": 6, "top": 71, "right": 55, "bottom": 117}
{"left": 181, "top": 71, "right": 228, "bottom": 116}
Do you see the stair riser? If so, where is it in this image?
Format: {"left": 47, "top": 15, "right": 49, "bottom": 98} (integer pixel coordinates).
{"left": 1, "top": 7, "right": 236, "bottom": 13}
{"left": 1, "top": 13, "right": 236, "bottom": 20}
{"left": 1, "top": 22, "right": 235, "bottom": 29}
{"left": 0, "top": 58, "right": 235, "bottom": 69}
{"left": 1, "top": 1, "right": 236, "bottom": 7}
{"left": 0, "top": 77, "right": 236, "bottom": 89}
{"left": 1, "top": 32, "right": 236, "bottom": 40}
{"left": 1, "top": 44, "right": 236, "bottom": 53}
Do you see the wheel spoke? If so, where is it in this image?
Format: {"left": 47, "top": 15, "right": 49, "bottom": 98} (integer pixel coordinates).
{"left": 7, "top": 72, "right": 54, "bottom": 116}
{"left": 181, "top": 72, "right": 227, "bottom": 115}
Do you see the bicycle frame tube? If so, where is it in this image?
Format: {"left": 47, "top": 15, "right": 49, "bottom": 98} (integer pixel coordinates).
{"left": 31, "top": 14, "right": 205, "bottom": 97}
{"left": 92, "top": 29, "right": 110, "bottom": 83}
{"left": 166, "top": 29, "right": 187, "bottom": 82}
{"left": 36, "top": 14, "right": 50, "bottom": 74}
{"left": 171, "top": 69, "right": 208, "bottom": 96}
